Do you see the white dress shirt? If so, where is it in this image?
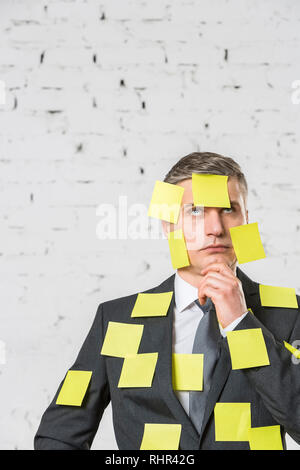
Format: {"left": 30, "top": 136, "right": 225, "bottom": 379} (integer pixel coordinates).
{"left": 172, "top": 271, "right": 248, "bottom": 415}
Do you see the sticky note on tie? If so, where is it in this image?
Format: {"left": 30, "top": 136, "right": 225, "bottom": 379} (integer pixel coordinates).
{"left": 172, "top": 353, "right": 203, "bottom": 391}
{"left": 118, "top": 353, "right": 158, "bottom": 387}
{"left": 131, "top": 292, "right": 173, "bottom": 318}
{"left": 248, "top": 425, "right": 283, "bottom": 450}
{"left": 229, "top": 222, "right": 266, "bottom": 264}
{"left": 227, "top": 328, "right": 270, "bottom": 369}
{"left": 283, "top": 341, "right": 300, "bottom": 359}
{"left": 214, "top": 402, "right": 251, "bottom": 441}
{"left": 147, "top": 180, "right": 184, "bottom": 224}
{"left": 259, "top": 284, "right": 298, "bottom": 309}
{"left": 192, "top": 173, "right": 231, "bottom": 208}
{"left": 167, "top": 228, "right": 190, "bottom": 269}
{"left": 56, "top": 370, "right": 92, "bottom": 406}
{"left": 140, "top": 423, "right": 182, "bottom": 450}
{"left": 100, "top": 321, "right": 144, "bottom": 358}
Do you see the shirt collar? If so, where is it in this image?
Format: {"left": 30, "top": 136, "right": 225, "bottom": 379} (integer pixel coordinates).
{"left": 174, "top": 271, "right": 199, "bottom": 313}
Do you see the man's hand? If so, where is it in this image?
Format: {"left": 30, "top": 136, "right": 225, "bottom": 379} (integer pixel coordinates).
{"left": 198, "top": 260, "right": 248, "bottom": 329}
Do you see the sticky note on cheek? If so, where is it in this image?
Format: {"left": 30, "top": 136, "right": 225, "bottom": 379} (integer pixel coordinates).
{"left": 167, "top": 228, "right": 190, "bottom": 269}
{"left": 192, "top": 173, "right": 231, "bottom": 208}
{"left": 147, "top": 180, "right": 184, "bottom": 224}
{"left": 140, "top": 423, "right": 182, "bottom": 450}
{"left": 100, "top": 322, "right": 144, "bottom": 358}
{"left": 56, "top": 370, "right": 92, "bottom": 406}
{"left": 227, "top": 328, "right": 270, "bottom": 369}
{"left": 118, "top": 353, "right": 158, "bottom": 388}
{"left": 229, "top": 222, "right": 266, "bottom": 264}
{"left": 214, "top": 402, "right": 251, "bottom": 441}
{"left": 259, "top": 284, "right": 298, "bottom": 309}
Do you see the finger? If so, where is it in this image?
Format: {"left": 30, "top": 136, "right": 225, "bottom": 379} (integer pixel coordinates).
{"left": 198, "top": 284, "right": 221, "bottom": 305}
{"left": 198, "top": 275, "right": 236, "bottom": 304}
{"left": 201, "top": 262, "right": 235, "bottom": 280}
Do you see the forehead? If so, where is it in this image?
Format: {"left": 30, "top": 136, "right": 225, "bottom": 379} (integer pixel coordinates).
{"left": 177, "top": 176, "right": 243, "bottom": 204}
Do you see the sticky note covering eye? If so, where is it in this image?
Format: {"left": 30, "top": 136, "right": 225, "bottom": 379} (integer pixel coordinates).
{"left": 214, "top": 403, "right": 251, "bottom": 441}
{"left": 140, "top": 423, "right": 182, "bottom": 450}
{"left": 229, "top": 222, "right": 266, "bottom": 264}
{"left": 167, "top": 228, "right": 190, "bottom": 269}
{"left": 259, "top": 284, "right": 298, "bottom": 309}
{"left": 172, "top": 353, "right": 203, "bottom": 391}
{"left": 131, "top": 292, "right": 173, "bottom": 318}
{"left": 147, "top": 180, "right": 184, "bottom": 224}
{"left": 192, "top": 173, "right": 231, "bottom": 208}
{"left": 100, "top": 321, "right": 144, "bottom": 358}
{"left": 227, "top": 328, "right": 270, "bottom": 370}
{"left": 56, "top": 370, "right": 92, "bottom": 406}
{"left": 118, "top": 353, "right": 158, "bottom": 388}
{"left": 248, "top": 425, "right": 283, "bottom": 450}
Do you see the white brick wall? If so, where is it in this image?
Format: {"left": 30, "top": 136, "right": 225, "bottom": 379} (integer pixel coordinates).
{"left": 0, "top": 0, "right": 300, "bottom": 450}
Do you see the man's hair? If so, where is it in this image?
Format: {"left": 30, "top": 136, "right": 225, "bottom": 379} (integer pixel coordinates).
{"left": 163, "top": 151, "right": 248, "bottom": 206}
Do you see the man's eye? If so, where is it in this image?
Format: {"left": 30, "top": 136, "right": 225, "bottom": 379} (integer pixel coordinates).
{"left": 223, "top": 207, "right": 234, "bottom": 213}
{"left": 191, "top": 206, "right": 204, "bottom": 215}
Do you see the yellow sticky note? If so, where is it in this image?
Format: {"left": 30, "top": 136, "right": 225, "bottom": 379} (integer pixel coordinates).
{"left": 248, "top": 307, "right": 254, "bottom": 315}
{"left": 259, "top": 284, "right": 298, "bottom": 309}
{"left": 167, "top": 228, "right": 190, "bottom": 269}
{"left": 248, "top": 425, "right": 283, "bottom": 450}
{"left": 147, "top": 180, "right": 184, "bottom": 224}
{"left": 131, "top": 292, "right": 173, "bottom": 318}
{"left": 227, "top": 328, "right": 270, "bottom": 370}
{"left": 172, "top": 353, "right": 203, "bottom": 391}
{"left": 140, "top": 423, "right": 182, "bottom": 450}
{"left": 284, "top": 340, "right": 300, "bottom": 359}
{"left": 192, "top": 173, "right": 231, "bottom": 208}
{"left": 56, "top": 370, "right": 92, "bottom": 406}
{"left": 214, "top": 402, "right": 251, "bottom": 441}
{"left": 118, "top": 353, "right": 158, "bottom": 387}
{"left": 229, "top": 222, "right": 266, "bottom": 264}
{"left": 100, "top": 321, "right": 144, "bottom": 358}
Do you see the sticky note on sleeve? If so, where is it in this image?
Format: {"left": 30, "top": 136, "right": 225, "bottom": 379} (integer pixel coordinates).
{"left": 248, "top": 425, "right": 283, "bottom": 450}
{"left": 259, "top": 284, "right": 298, "bottom": 309}
{"left": 229, "top": 222, "right": 266, "bottom": 264}
{"left": 214, "top": 402, "right": 251, "bottom": 441}
{"left": 167, "top": 228, "right": 190, "bottom": 269}
{"left": 56, "top": 370, "right": 92, "bottom": 406}
{"left": 140, "top": 423, "right": 182, "bottom": 450}
{"left": 100, "top": 321, "right": 144, "bottom": 358}
{"left": 172, "top": 353, "right": 203, "bottom": 391}
{"left": 118, "top": 353, "right": 158, "bottom": 388}
{"left": 147, "top": 180, "right": 184, "bottom": 224}
{"left": 131, "top": 292, "right": 173, "bottom": 318}
{"left": 227, "top": 328, "right": 270, "bottom": 369}
{"left": 192, "top": 173, "right": 231, "bottom": 208}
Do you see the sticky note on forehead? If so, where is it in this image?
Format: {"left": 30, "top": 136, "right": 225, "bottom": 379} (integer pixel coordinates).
{"left": 56, "top": 370, "right": 92, "bottom": 406}
{"left": 167, "top": 228, "right": 190, "bottom": 269}
{"left": 140, "top": 423, "right": 182, "bottom": 450}
{"left": 214, "top": 402, "right": 251, "bottom": 441}
{"left": 229, "top": 222, "right": 266, "bottom": 264}
{"left": 259, "top": 284, "right": 298, "bottom": 309}
{"left": 147, "top": 180, "right": 184, "bottom": 224}
{"left": 100, "top": 321, "right": 144, "bottom": 358}
{"left": 192, "top": 173, "right": 231, "bottom": 208}
{"left": 172, "top": 353, "right": 203, "bottom": 391}
{"left": 118, "top": 353, "right": 158, "bottom": 388}
{"left": 131, "top": 292, "right": 173, "bottom": 317}
{"left": 227, "top": 328, "right": 270, "bottom": 369}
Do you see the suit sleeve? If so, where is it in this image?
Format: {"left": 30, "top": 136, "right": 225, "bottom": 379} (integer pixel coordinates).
{"left": 229, "top": 304, "right": 300, "bottom": 444}
{"left": 34, "top": 302, "right": 110, "bottom": 450}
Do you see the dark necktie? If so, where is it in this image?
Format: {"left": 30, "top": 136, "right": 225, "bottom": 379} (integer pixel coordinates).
{"left": 189, "top": 297, "right": 221, "bottom": 435}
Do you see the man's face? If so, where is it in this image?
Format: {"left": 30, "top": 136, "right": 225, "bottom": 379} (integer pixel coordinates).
{"left": 162, "top": 176, "right": 249, "bottom": 273}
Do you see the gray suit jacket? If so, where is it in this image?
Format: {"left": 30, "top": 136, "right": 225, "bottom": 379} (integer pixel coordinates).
{"left": 34, "top": 267, "right": 300, "bottom": 450}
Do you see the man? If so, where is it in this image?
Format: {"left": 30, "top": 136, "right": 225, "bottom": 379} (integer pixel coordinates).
{"left": 34, "top": 152, "right": 300, "bottom": 450}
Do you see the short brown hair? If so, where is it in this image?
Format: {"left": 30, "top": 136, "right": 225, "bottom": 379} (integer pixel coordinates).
{"left": 163, "top": 151, "right": 248, "bottom": 205}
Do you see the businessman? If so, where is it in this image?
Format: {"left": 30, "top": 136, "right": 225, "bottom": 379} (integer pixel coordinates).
{"left": 34, "top": 152, "right": 300, "bottom": 450}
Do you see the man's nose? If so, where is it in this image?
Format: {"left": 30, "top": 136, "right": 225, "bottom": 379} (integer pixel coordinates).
{"left": 204, "top": 209, "right": 224, "bottom": 237}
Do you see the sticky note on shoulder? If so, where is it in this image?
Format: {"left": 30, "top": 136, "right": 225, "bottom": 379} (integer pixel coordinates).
{"left": 140, "top": 423, "right": 182, "bottom": 450}
{"left": 192, "top": 173, "right": 231, "bottom": 208}
{"left": 227, "top": 328, "right": 270, "bottom": 369}
{"left": 100, "top": 321, "right": 144, "bottom": 358}
{"left": 56, "top": 370, "right": 92, "bottom": 406}
{"left": 131, "top": 292, "right": 173, "bottom": 318}
{"left": 148, "top": 180, "right": 184, "bottom": 224}
{"left": 259, "top": 284, "right": 298, "bottom": 309}
{"left": 229, "top": 222, "right": 266, "bottom": 264}
{"left": 214, "top": 402, "right": 251, "bottom": 441}
{"left": 167, "top": 228, "right": 190, "bottom": 269}
{"left": 248, "top": 425, "right": 283, "bottom": 450}
{"left": 172, "top": 353, "right": 203, "bottom": 391}
{"left": 118, "top": 353, "right": 158, "bottom": 387}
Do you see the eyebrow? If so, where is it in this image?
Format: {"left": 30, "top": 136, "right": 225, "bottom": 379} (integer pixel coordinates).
{"left": 183, "top": 201, "right": 241, "bottom": 208}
